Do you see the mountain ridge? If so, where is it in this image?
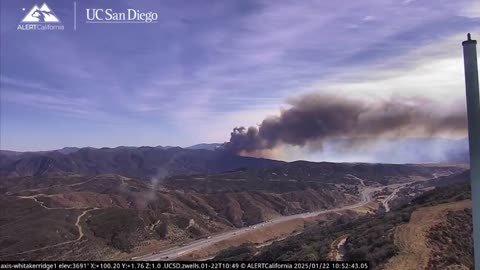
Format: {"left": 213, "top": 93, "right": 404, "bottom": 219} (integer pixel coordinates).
{"left": 0, "top": 146, "right": 283, "bottom": 179}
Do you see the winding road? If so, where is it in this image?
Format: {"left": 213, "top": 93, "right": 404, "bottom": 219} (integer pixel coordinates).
{"left": 0, "top": 201, "right": 97, "bottom": 258}
{"left": 136, "top": 184, "right": 405, "bottom": 261}
{"left": 383, "top": 188, "right": 401, "bottom": 212}
{"left": 75, "top": 208, "right": 98, "bottom": 241}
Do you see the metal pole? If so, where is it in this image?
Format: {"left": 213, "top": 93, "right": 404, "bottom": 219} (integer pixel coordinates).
{"left": 463, "top": 33, "right": 480, "bottom": 270}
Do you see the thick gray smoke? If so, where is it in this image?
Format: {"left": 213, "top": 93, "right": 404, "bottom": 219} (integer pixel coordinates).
{"left": 226, "top": 94, "right": 467, "bottom": 154}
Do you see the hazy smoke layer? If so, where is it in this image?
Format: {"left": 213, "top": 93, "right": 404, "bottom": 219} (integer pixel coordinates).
{"left": 226, "top": 94, "right": 467, "bottom": 154}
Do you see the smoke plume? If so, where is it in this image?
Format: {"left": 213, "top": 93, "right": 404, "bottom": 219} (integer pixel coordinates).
{"left": 225, "top": 94, "right": 467, "bottom": 155}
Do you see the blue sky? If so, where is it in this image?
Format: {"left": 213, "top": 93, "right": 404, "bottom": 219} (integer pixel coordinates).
{"left": 0, "top": 0, "right": 479, "bottom": 157}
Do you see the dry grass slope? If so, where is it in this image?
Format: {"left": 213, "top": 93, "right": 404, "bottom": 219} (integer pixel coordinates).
{"left": 427, "top": 208, "right": 473, "bottom": 269}
{"left": 384, "top": 200, "right": 472, "bottom": 270}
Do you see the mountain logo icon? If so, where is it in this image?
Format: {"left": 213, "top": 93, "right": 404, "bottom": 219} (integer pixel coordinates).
{"left": 21, "top": 3, "right": 61, "bottom": 23}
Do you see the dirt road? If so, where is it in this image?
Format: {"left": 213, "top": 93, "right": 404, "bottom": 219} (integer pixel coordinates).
{"left": 75, "top": 208, "right": 98, "bottom": 241}
{"left": 384, "top": 200, "right": 472, "bottom": 270}
{"left": 0, "top": 207, "right": 97, "bottom": 258}
{"left": 328, "top": 235, "right": 348, "bottom": 261}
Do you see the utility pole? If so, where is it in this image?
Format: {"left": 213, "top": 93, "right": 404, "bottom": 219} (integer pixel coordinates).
{"left": 463, "top": 33, "right": 480, "bottom": 269}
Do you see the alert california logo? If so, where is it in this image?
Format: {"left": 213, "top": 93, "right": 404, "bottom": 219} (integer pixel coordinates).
{"left": 17, "top": 2, "right": 65, "bottom": 31}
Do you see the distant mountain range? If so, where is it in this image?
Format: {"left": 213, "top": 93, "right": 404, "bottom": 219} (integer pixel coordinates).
{"left": 0, "top": 138, "right": 469, "bottom": 179}
{"left": 0, "top": 146, "right": 281, "bottom": 179}
{"left": 1, "top": 145, "right": 467, "bottom": 184}
{"left": 1, "top": 143, "right": 223, "bottom": 155}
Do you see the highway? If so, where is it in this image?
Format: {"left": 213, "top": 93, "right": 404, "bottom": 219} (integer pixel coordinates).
{"left": 383, "top": 188, "right": 401, "bottom": 212}
{"left": 135, "top": 184, "right": 405, "bottom": 261}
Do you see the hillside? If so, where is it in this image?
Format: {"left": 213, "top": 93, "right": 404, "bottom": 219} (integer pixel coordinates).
{"left": 0, "top": 172, "right": 357, "bottom": 260}
{"left": 385, "top": 200, "right": 472, "bottom": 270}
{"left": 0, "top": 161, "right": 468, "bottom": 261}
{"left": 214, "top": 180, "right": 472, "bottom": 270}
{"left": 0, "top": 147, "right": 464, "bottom": 183}
{"left": 0, "top": 147, "right": 284, "bottom": 179}
{"left": 426, "top": 207, "right": 473, "bottom": 269}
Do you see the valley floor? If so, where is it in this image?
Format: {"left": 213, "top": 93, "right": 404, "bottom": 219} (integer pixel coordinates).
{"left": 135, "top": 184, "right": 404, "bottom": 261}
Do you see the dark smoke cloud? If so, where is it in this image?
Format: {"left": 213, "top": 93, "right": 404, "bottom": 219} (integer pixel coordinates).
{"left": 226, "top": 94, "right": 467, "bottom": 154}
